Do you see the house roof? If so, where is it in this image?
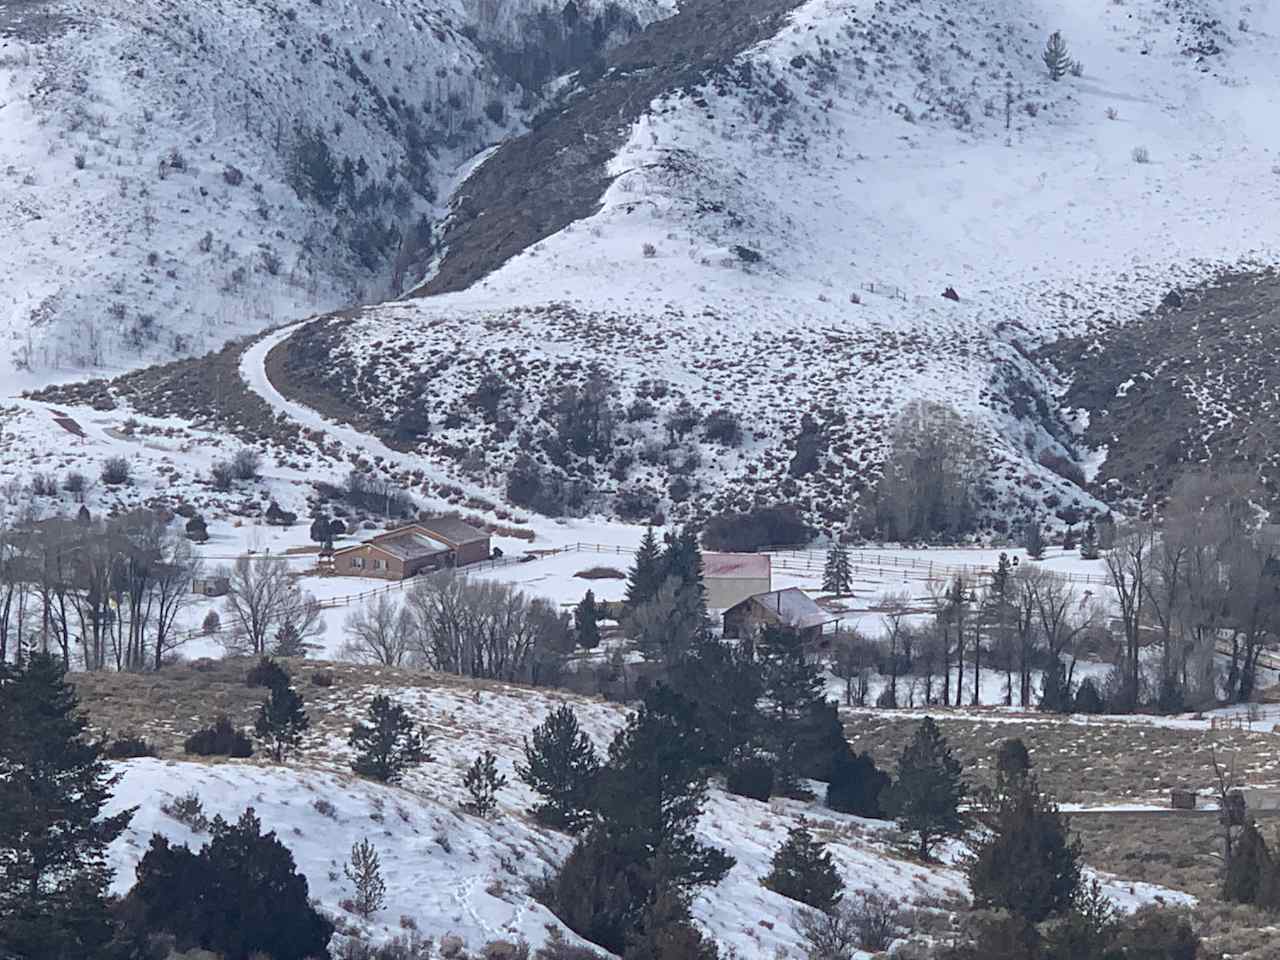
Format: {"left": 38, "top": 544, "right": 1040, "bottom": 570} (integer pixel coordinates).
{"left": 367, "top": 531, "right": 453, "bottom": 562}
{"left": 732, "top": 588, "right": 834, "bottom": 631}
{"left": 334, "top": 531, "right": 451, "bottom": 562}
{"left": 374, "top": 517, "right": 487, "bottom": 546}
{"left": 703, "top": 552, "right": 771, "bottom": 580}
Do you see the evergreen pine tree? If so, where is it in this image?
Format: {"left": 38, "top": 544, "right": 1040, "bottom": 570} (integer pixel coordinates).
{"left": 826, "top": 750, "right": 891, "bottom": 818}
{"left": 1223, "top": 820, "right": 1271, "bottom": 905}
{"left": 1042, "top": 879, "right": 1119, "bottom": 960}
{"left": 625, "top": 527, "right": 663, "bottom": 609}
{"left": 1079, "top": 521, "right": 1100, "bottom": 560}
{"left": 886, "top": 716, "right": 966, "bottom": 860}
{"left": 666, "top": 638, "right": 762, "bottom": 767}
{"left": 1039, "top": 658, "right": 1072, "bottom": 714}
{"left": 551, "top": 691, "right": 734, "bottom": 955}
{"left": 516, "top": 704, "right": 601, "bottom": 832}
{"left": 185, "top": 514, "right": 209, "bottom": 543}
{"left": 254, "top": 680, "right": 309, "bottom": 761}
{"left": 0, "top": 654, "right": 135, "bottom": 959}
{"left": 623, "top": 887, "right": 720, "bottom": 960}
{"left": 575, "top": 590, "right": 602, "bottom": 650}
{"left": 759, "top": 625, "right": 841, "bottom": 797}
{"left": 995, "top": 737, "right": 1032, "bottom": 789}
{"left": 822, "top": 542, "right": 853, "bottom": 595}
{"left": 762, "top": 826, "right": 844, "bottom": 912}
{"left": 309, "top": 513, "right": 334, "bottom": 553}
{"left": 1023, "top": 522, "right": 1046, "bottom": 561}
{"left": 349, "top": 695, "right": 430, "bottom": 783}
{"left": 344, "top": 837, "right": 387, "bottom": 918}
{"left": 463, "top": 750, "right": 508, "bottom": 818}
{"left": 968, "top": 774, "right": 1081, "bottom": 922}
{"left": 593, "top": 694, "right": 734, "bottom": 893}
{"left": 660, "top": 526, "right": 709, "bottom": 633}
{"left": 1073, "top": 678, "right": 1105, "bottom": 714}
{"left": 1043, "top": 30, "right": 1073, "bottom": 80}
{"left": 130, "top": 807, "right": 333, "bottom": 960}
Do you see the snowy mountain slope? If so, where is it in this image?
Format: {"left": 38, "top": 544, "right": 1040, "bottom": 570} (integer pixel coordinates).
{"left": 96, "top": 664, "right": 1186, "bottom": 957}
{"left": 257, "top": 0, "right": 1280, "bottom": 528}
{"left": 0, "top": 0, "right": 666, "bottom": 389}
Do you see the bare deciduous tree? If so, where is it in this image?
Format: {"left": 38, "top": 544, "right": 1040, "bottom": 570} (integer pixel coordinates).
{"left": 222, "top": 555, "right": 320, "bottom": 656}
{"left": 341, "top": 592, "right": 413, "bottom": 666}
{"left": 405, "top": 572, "right": 570, "bottom": 682}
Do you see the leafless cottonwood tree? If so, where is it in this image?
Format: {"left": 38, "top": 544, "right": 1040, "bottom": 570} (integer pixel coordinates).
{"left": 0, "top": 508, "right": 198, "bottom": 671}
{"left": 342, "top": 592, "right": 413, "bottom": 666}
{"left": 221, "top": 555, "right": 321, "bottom": 656}
{"left": 863, "top": 400, "right": 985, "bottom": 541}
{"left": 404, "top": 572, "right": 570, "bottom": 683}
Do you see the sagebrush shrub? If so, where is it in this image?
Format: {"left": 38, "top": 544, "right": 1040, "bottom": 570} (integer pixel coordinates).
{"left": 184, "top": 716, "right": 253, "bottom": 758}
{"left": 101, "top": 456, "right": 131, "bottom": 486}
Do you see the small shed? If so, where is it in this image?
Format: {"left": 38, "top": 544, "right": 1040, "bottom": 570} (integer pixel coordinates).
{"left": 722, "top": 587, "right": 840, "bottom": 642}
{"left": 192, "top": 576, "right": 230, "bottom": 598}
{"left": 703, "top": 552, "right": 771, "bottom": 611}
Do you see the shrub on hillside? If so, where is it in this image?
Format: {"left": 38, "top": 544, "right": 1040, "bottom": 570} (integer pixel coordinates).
{"left": 101, "top": 456, "right": 131, "bottom": 486}
{"left": 161, "top": 790, "right": 210, "bottom": 832}
{"left": 349, "top": 695, "right": 430, "bottom": 783}
{"left": 725, "top": 751, "right": 775, "bottom": 802}
{"left": 128, "top": 807, "right": 333, "bottom": 960}
{"left": 826, "top": 750, "right": 891, "bottom": 818}
{"left": 106, "top": 733, "right": 156, "bottom": 760}
{"left": 183, "top": 716, "right": 253, "bottom": 758}
{"left": 762, "top": 826, "right": 843, "bottom": 912}
{"left": 703, "top": 408, "right": 743, "bottom": 446}
{"left": 1072, "top": 678, "right": 1105, "bottom": 714}
{"left": 210, "top": 459, "right": 236, "bottom": 491}
{"left": 247, "top": 656, "right": 290, "bottom": 690}
{"left": 702, "top": 504, "right": 814, "bottom": 552}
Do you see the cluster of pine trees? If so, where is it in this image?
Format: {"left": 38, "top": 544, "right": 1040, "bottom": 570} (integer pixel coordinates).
{"left": 0, "top": 653, "right": 331, "bottom": 960}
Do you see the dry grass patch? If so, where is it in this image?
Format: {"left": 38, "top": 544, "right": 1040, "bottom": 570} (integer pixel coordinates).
{"left": 71, "top": 657, "right": 597, "bottom": 757}
{"left": 842, "top": 710, "right": 1280, "bottom": 805}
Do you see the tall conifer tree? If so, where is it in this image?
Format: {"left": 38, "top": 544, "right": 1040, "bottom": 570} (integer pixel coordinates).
{"left": 0, "top": 654, "right": 134, "bottom": 958}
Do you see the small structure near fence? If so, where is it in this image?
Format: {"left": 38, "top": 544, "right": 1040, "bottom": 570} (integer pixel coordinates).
{"left": 1170, "top": 788, "right": 1198, "bottom": 810}
{"left": 191, "top": 576, "right": 230, "bottom": 598}
{"left": 860, "top": 280, "right": 908, "bottom": 302}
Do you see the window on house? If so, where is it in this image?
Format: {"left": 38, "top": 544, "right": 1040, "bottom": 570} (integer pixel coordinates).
{"left": 351, "top": 556, "right": 365, "bottom": 569}
{"left": 373, "top": 558, "right": 383, "bottom": 571}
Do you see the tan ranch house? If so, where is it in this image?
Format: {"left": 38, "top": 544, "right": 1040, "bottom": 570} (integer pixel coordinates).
{"left": 332, "top": 517, "right": 491, "bottom": 580}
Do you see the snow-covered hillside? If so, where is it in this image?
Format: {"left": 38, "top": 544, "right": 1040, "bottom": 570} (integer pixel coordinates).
{"left": 97, "top": 667, "right": 1187, "bottom": 957}
{"left": 0, "top": 0, "right": 667, "bottom": 388}
{"left": 260, "top": 0, "right": 1280, "bottom": 528}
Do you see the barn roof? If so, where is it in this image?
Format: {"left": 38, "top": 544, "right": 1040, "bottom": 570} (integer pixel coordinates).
{"left": 733, "top": 588, "right": 833, "bottom": 630}
{"left": 703, "top": 552, "right": 771, "bottom": 580}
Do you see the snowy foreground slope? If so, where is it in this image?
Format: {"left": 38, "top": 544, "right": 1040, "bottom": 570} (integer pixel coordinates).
{"left": 0, "top": 0, "right": 668, "bottom": 389}
{"left": 268, "top": 0, "right": 1280, "bottom": 527}
{"left": 100, "top": 671, "right": 1187, "bottom": 957}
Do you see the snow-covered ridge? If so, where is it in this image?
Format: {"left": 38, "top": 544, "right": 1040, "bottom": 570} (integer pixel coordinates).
{"left": 273, "top": 0, "right": 1280, "bottom": 525}
{"left": 0, "top": 0, "right": 664, "bottom": 389}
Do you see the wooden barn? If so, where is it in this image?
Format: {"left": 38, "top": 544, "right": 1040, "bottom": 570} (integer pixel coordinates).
{"left": 332, "top": 517, "right": 491, "bottom": 580}
{"left": 722, "top": 587, "right": 840, "bottom": 643}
